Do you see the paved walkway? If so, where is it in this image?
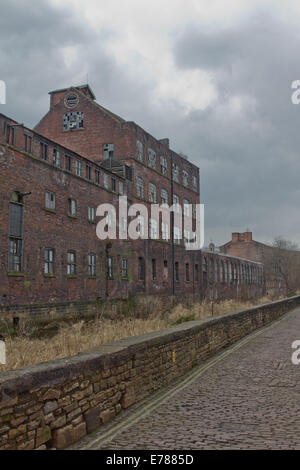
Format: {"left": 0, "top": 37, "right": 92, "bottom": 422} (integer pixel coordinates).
{"left": 73, "top": 308, "right": 300, "bottom": 450}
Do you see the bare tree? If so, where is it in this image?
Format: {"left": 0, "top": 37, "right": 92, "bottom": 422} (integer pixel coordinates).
{"left": 263, "top": 236, "right": 300, "bottom": 297}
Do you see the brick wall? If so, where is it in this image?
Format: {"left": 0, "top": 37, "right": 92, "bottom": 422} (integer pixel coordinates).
{"left": 1, "top": 295, "right": 298, "bottom": 450}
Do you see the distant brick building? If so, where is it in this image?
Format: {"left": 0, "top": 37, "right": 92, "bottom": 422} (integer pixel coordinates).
{"left": 0, "top": 86, "right": 263, "bottom": 315}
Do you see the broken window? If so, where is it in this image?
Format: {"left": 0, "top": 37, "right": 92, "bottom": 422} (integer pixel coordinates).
{"left": 183, "top": 170, "right": 189, "bottom": 187}
{"left": 103, "top": 143, "right": 114, "bottom": 160}
{"left": 160, "top": 155, "right": 168, "bottom": 175}
{"left": 148, "top": 148, "right": 156, "bottom": 169}
{"left": 63, "top": 111, "right": 84, "bottom": 131}
{"left": 53, "top": 149, "right": 60, "bottom": 167}
{"left": 136, "top": 176, "right": 144, "bottom": 198}
{"left": 148, "top": 183, "right": 157, "bottom": 203}
{"left": 8, "top": 193, "right": 24, "bottom": 272}
{"left": 137, "top": 140, "right": 144, "bottom": 162}
{"left": 161, "top": 188, "right": 168, "bottom": 205}
{"left": 172, "top": 163, "right": 179, "bottom": 183}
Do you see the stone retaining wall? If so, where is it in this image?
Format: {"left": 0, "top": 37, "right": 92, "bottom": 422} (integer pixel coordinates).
{"left": 1, "top": 296, "right": 299, "bottom": 450}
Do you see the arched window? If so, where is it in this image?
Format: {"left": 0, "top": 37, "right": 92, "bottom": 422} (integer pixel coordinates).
{"left": 8, "top": 191, "right": 24, "bottom": 272}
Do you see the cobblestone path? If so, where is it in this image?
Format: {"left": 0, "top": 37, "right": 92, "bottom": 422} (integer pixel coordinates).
{"left": 73, "top": 308, "right": 300, "bottom": 450}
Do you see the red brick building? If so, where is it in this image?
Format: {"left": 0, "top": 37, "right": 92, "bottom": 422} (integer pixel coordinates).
{"left": 0, "top": 86, "right": 264, "bottom": 315}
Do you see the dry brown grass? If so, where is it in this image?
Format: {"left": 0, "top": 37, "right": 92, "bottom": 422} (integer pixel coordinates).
{"left": 0, "top": 295, "right": 277, "bottom": 372}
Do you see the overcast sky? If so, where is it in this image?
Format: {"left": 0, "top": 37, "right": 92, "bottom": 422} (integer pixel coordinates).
{"left": 1, "top": 0, "right": 300, "bottom": 246}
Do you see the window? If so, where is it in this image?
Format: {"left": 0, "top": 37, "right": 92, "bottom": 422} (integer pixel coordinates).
{"left": 107, "top": 256, "right": 113, "bottom": 279}
{"left": 88, "top": 254, "right": 96, "bottom": 276}
{"left": 68, "top": 198, "right": 77, "bottom": 216}
{"left": 119, "top": 181, "right": 124, "bottom": 195}
{"left": 95, "top": 169, "right": 100, "bottom": 184}
{"left": 148, "top": 183, "right": 157, "bottom": 203}
{"left": 104, "top": 174, "right": 109, "bottom": 189}
{"left": 175, "top": 262, "right": 179, "bottom": 282}
{"left": 103, "top": 143, "right": 114, "bottom": 160}
{"left": 183, "top": 199, "right": 190, "bottom": 217}
{"left": 8, "top": 192, "right": 24, "bottom": 272}
{"left": 40, "top": 142, "right": 48, "bottom": 161}
{"left": 86, "top": 164, "right": 91, "bottom": 180}
{"left": 193, "top": 175, "right": 197, "bottom": 191}
{"left": 9, "top": 238, "right": 22, "bottom": 272}
{"left": 6, "top": 124, "right": 15, "bottom": 145}
{"left": 152, "top": 259, "right": 157, "bottom": 281}
{"left": 137, "top": 140, "right": 143, "bottom": 162}
{"left": 136, "top": 176, "right": 144, "bottom": 198}
{"left": 121, "top": 258, "right": 128, "bottom": 278}
{"left": 173, "top": 194, "right": 180, "bottom": 212}
{"left": 148, "top": 148, "right": 156, "bottom": 169}
{"left": 163, "top": 260, "right": 168, "bottom": 280}
{"left": 150, "top": 218, "right": 158, "bottom": 239}
{"left": 44, "top": 248, "right": 54, "bottom": 274}
{"left": 75, "top": 160, "right": 82, "bottom": 177}
{"left": 172, "top": 163, "right": 179, "bottom": 183}
{"left": 53, "top": 148, "right": 60, "bottom": 167}
{"left": 182, "top": 170, "right": 189, "bottom": 187}
{"left": 67, "top": 251, "right": 76, "bottom": 275}
{"left": 137, "top": 215, "right": 145, "bottom": 237}
{"left": 162, "top": 222, "right": 169, "bottom": 240}
{"left": 174, "top": 226, "right": 181, "bottom": 244}
{"left": 88, "top": 206, "right": 96, "bottom": 222}
{"left": 138, "top": 257, "right": 145, "bottom": 281}
{"left": 63, "top": 111, "right": 84, "bottom": 131}
{"left": 65, "top": 154, "right": 72, "bottom": 171}
{"left": 112, "top": 177, "right": 116, "bottom": 192}
{"left": 45, "top": 191, "right": 56, "bottom": 211}
{"left": 24, "top": 134, "right": 32, "bottom": 153}
{"left": 160, "top": 156, "right": 168, "bottom": 175}
{"left": 185, "top": 263, "right": 190, "bottom": 281}
{"left": 161, "top": 189, "right": 168, "bottom": 205}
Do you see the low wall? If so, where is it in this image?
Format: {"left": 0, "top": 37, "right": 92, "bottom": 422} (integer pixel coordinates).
{"left": 1, "top": 296, "right": 299, "bottom": 450}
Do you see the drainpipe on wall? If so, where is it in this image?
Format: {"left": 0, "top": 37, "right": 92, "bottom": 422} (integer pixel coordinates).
{"left": 170, "top": 152, "right": 175, "bottom": 296}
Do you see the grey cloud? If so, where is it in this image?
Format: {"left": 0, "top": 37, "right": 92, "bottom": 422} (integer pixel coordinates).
{"left": 1, "top": 3, "right": 300, "bottom": 247}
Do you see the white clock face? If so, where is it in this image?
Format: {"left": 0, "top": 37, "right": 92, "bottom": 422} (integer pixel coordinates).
{"left": 64, "top": 93, "right": 79, "bottom": 108}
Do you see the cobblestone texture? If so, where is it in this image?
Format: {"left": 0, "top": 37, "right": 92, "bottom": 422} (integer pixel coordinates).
{"left": 93, "top": 309, "right": 300, "bottom": 450}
